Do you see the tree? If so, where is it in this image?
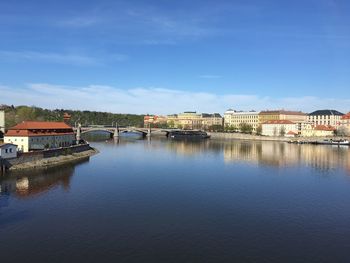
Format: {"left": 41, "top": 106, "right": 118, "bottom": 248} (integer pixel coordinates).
{"left": 256, "top": 125, "right": 262, "bottom": 135}
{"left": 273, "top": 127, "right": 278, "bottom": 137}
{"left": 279, "top": 126, "right": 286, "bottom": 137}
{"left": 239, "top": 123, "right": 253, "bottom": 134}
{"left": 336, "top": 126, "right": 350, "bottom": 136}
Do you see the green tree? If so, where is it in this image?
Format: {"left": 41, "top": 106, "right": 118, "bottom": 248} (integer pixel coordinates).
{"left": 256, "top": 125, "right": 262, "bottom": 135}
{"left": 239, "top": 123, "right": 253, "bottom": 134}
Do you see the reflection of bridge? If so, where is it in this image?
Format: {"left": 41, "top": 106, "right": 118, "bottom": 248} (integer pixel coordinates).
{"left": 73, "top": 125, "right": 177, "bottom": 139}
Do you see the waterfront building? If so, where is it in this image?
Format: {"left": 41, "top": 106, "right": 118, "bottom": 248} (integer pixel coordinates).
{"left": 201, "top": 113, "right": 223, "bottom": 129}
{"left": 4, "top": 121, "right": 75, "bottom": 152}
{"left": 301, "top": 124, "right": 335, "bottom": 137}
{"left": 339, "top": 112, "right": 350, "bottom": 135}
{"left": 166, "top": 112, "right": 223, "bottom": 130}
{"left": 307, "top": 109, "right": 344, "bottom": 127}
{"left": 144, "top": 115, "right": 168, "bottom": 127}
{"left": 261, "top": 120, "right": 299, "bottom": 137}
{"left": 259, "top": 110, "right": 307, "bottom": 123}
{"left": 224, "top": 110, "right": 260, "bottom": 132}
{"left": 0, "top": 143, "right": 17, "bottom": 159}
{"left": 223, "top": 109, "right": 236, "bottom": 127}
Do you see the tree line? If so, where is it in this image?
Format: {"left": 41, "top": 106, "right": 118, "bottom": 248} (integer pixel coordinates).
{"left": 1, "top": 105, "right": 145, "bottom": 129}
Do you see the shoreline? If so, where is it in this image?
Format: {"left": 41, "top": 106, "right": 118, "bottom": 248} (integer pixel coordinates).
{"left": 207, "top": 132, "right": 350, "bottom": 143}
{"left": 1, "top": 145, "right": 99, "bottom": 173}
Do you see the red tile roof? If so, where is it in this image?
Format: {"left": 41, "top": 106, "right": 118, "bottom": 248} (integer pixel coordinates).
{"left": 5, "top": 121, "right": 74, "bottom": 137}
{"left": 314, "top": 125, "right": 336, "bottom": 131}
{"left": 287, "top": 131, "right": 297, "bottom": 135}
{"left": 263, "top": 120, "right": 295, "bottom": 124}
{"left": 341, "top": 112, "right": 350, "bottom": 120}
{"left": 9, "top": 121, "right": 72, "bottom": 130}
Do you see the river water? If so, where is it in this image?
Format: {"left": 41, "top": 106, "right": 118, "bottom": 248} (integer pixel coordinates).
{"left": 1, "top": 137, "right": 350, "bottom": 262}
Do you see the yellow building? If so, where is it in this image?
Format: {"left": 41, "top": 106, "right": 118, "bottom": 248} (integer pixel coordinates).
{"left": 224, "top": 110, "right": 259, "bottom": 132}
{"left": 259, "top": 110, "right": 307, "bottom": 123}
{"left": 167, "top": 112, "right": 223, "bottom": 130}
{"left": 301, "top": 124, "right": 335, "bottom": 137}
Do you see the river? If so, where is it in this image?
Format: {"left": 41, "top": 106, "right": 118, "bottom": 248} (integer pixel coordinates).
{"left": 1, "top": 137, "right": 350, "bottom": 262}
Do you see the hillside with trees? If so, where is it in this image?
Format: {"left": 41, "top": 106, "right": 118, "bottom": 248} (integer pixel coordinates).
{"left": 1, "top": 105, "right": 145, "bottom": 129}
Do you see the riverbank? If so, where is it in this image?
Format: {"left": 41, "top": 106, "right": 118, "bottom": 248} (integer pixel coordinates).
{"left": 208, "top": 132, "right": 290, "bottom": 142}
{"left": 1, "top": 144, "right": 98, "bottom": 172}
{"left": 207, "top": 132, "right": 350, "bottom": 143}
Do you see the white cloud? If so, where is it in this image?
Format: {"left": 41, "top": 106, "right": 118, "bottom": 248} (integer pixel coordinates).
{"left": 0, "top": 83, "right": 349, "bottom": 115}
{"left": 0, "top": 50, "right": 128, "bottom": 66}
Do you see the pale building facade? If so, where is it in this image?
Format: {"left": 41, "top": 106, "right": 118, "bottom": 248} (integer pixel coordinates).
{"left": 261, "top": 120, "right": 299, "bottom": 137}
{"left": 301, "top": 124, "right": 335, "bottom": 137}
{"left": 223, "top": 109, "right": 236, "bottom": 127}
{"left": 339, "top": 112, "right": 350, "bottom": 135}
{"left": 166, "top": 112, "right": 223, "bottom": 130}
{"left": 0, "top": 109, "right": 5, "bottom": 135}
{"left": 307, "top": 110, "right": 344, "bottom": 127}
{"left": 4, "top": 121, "right": 75, "bottom": 152}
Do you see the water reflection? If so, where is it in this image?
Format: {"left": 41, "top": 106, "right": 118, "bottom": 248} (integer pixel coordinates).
{"left": 0, "top": 158, "right": 89, "bottom": 198}
{"left": 127, "top": 138, "right": 350, "bottom": 173}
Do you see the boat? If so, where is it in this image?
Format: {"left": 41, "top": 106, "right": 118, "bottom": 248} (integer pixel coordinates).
{"left": 167, "top": 130, "right": 210, "bottom": 139}
{"left": 315, "top": 139, "right": 350, "bottom": 146}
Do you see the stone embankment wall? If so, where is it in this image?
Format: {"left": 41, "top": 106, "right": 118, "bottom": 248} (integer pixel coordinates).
{"left": 208, "top": 132, "right": 349, "bottom": 142}
{"left": 208, "top": 132, "right": 290, "bottom": 142}
{"left": 3, "top": 144, "right": 94, "bottom": 170}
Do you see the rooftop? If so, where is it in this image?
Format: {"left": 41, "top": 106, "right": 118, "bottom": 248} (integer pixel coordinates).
{"left": 8, "top": 121, "right": 72, "bottom": 130}
{"left": 263, "top": 120, "right": 295, "bottom": 125}
{"left": 314, "top": 125, "right": 336, "bottom": 131}
{"left": 308, "top": 110, "right": 344, "bottom": 116}
{"left": 259, "top": 110, "right": 306, "bottom": 116}
{"left": 341, "top": 112, "right": 350, "bottom": 120}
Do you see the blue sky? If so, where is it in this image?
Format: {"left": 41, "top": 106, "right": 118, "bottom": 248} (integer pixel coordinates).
{"left": 0, "top": 0, "right": 350, "bottom": 114}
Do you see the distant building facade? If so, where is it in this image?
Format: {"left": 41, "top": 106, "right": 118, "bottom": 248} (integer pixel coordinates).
{"left": 338, "top": 112, "right": 350, "bottom": 135}
{"left": 261, "top": 120, "right": 299, "bottom": 137}
{"left": 144, "top": 115, "right": 168, "bottom": 127}
{"left": 307, "top": 110, "right": 344, "bottom": 127}
{"left": 224, "top": 110, "right": 259, "bottom": 132}
{"left": 165, "top": 111, "right": 223, "bottom": 130}
{"left": 0, "top": 109, "right": 5, "bottom": 136}
{"left": 259, "top": 110, "right": 307, "bottom": 123}
{"left": 4, "top": 121, "right": 75, "bottom": 152}
{"left": 301, "top": 124, "right": 335, "bottom": 137}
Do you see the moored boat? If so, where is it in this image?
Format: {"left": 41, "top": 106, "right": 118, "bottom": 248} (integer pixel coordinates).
{"left": 315, "top": 139, "right": 350, "bottom": 146}
{"left": 167, "top": 130, "right": 210, "bottom": 139}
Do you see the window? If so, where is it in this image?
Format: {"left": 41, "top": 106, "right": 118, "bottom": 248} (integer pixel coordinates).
{"left": 9, "top": 148, "right": 12, "bottom": 153}
{"left": 5, "top": 149, "right": 8, "bottom": 153}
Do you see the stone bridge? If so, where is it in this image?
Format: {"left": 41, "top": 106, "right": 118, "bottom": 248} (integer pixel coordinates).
{"left": 73, "top": 125, "right": 177, "bottom": 139}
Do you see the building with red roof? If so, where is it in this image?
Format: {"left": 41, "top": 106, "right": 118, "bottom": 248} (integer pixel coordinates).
{"left": 261, "top": 120, "right": 299, "bottom": 137}
{"left": 4, "top": 121, "right": 75, "bottom": 152}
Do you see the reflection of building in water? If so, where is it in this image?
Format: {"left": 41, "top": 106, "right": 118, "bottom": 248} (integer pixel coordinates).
{"left": 0, "top": 158, "right": 89, "bottom": 198}
{"left": 223, "top": 141, "right": 301, "bottom": 167}
{"left": 223, "top": 140, "right": 350, "bottom": 172}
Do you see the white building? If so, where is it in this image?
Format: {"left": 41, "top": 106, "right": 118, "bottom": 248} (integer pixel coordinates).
{"left": 0, "top": 109, "right": 5, "bottom": 135}
{"left": 4, "top": 121, "right": 75, "bottom": 152}
{"left": 0, "top": 143, "right": 17, "bottom": 159}
{"left": 261, "top": 120, "right": 299, "bottom": 137}
{"left": 307, "top": 109, "right": 344, "bottom": 127}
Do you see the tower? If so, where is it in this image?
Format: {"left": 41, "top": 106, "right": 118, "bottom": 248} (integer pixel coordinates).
{"left": 0, "top": 109, "right": 5, "bottom": 135}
